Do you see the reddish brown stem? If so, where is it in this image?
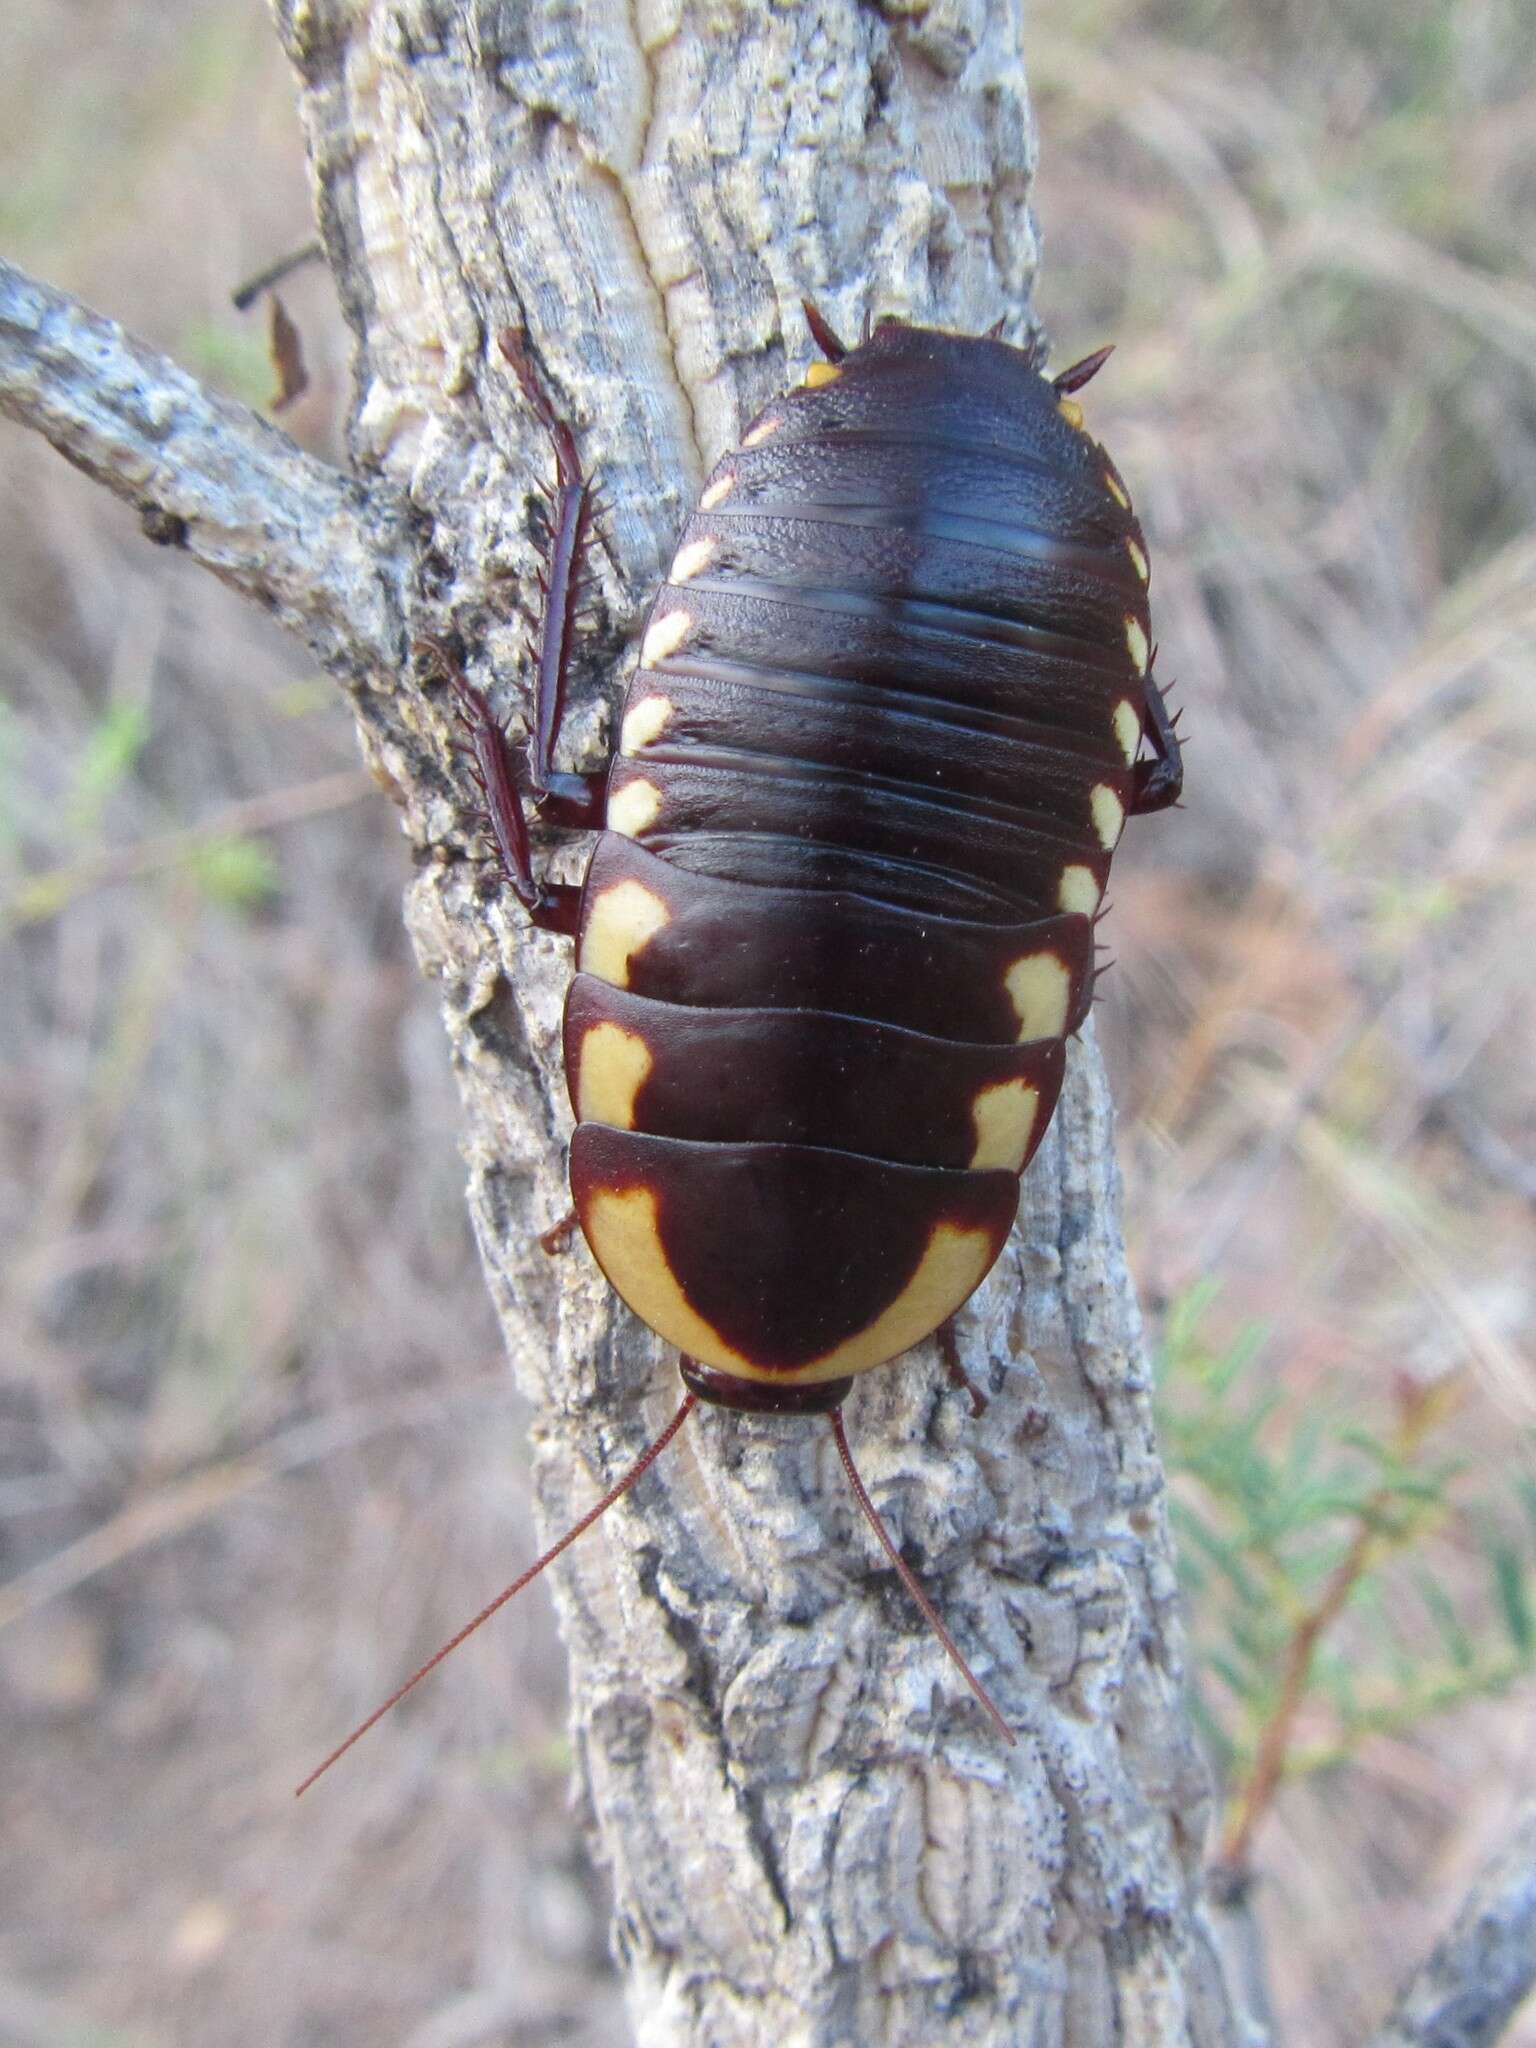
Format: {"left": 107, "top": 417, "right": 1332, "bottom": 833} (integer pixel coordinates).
{"left": 1214, "top": 1517, "right": 1378, "bottom": 1880}
{"left": 1215, "top": 1379, "right": 1459, "bottom": 1878}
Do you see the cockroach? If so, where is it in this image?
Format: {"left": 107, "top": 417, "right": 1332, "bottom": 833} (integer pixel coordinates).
{"left": 297, "top": 308, "right": 1182, "bottom": 1794}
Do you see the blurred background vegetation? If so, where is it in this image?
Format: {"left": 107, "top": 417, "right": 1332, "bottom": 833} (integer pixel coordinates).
{"left": 1, "top": 2, "right": 1532, "bottom": 2042}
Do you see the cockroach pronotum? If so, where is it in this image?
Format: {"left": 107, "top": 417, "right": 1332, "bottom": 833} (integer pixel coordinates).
{"left": 297, "top": 306, "right": 1182, "bottom": 1794}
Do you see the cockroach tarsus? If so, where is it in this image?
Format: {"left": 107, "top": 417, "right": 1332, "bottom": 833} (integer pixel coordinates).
{"left": 297, "top": 308, "right": 1183, "bottom": 1796}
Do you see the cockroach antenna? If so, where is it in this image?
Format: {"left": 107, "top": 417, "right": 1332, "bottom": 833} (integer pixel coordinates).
{"left": 298, "top": 1383, "right": 1018, "bottom": 1793}
{"left": 828, "top": 1409, "right": 1015, "bottom": 1746}
{"left": 295, "top": 1393, "right": 697, "bottom": 1796}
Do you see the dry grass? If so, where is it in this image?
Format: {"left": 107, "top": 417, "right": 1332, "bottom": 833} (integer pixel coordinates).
{"left": 1034, "top": 2, "right": 1536, "bottom": 2037}
{"left": 0, "top": 2, "right": 1532, "bottom": 2043}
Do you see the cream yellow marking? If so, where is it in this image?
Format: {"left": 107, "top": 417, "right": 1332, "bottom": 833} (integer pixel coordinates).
{"left": 582, "top": 1188, "right": 755, "bottom": 1372}
{"left": 1059, "top": 865, "right": 1102, "bottom": 917}
{"left": 640, "top": 608, "right": 692, "bottom": 669}
{"left": 1124, "top": 614, "right": 1150, "bottom": 674}
{"left": 1005, "top": 953, "right": 1071, "bottom": 1041}
{"left": 1106, "top": 471, "right": 1131, "bottom": 511}
{"left": 742, "top": 417, "right": 781, "bottom": 448}
{"left": 583, "top": 1193, "right": 999, "bottom": 1384}
{"left": 1057, "top": 396, "right": 1084, "bottom": 430}
{"left": 970, "top": 1081, "right": 1040, "bottom": 1172}
{"left": 805, "top": 361, "right": 842, "bottom": 388}
{"left": 607, "top": 778, "right": 662, "bottom": 839}
{"left": 1127, "top": 538, "right": 1149, "bottom": 585}
{"left": 799, "top": 1225, "right": 999, "bottom": 1380}
{"left": 1090, "top": 784, "right": 1126, "bottom": 851}
{"left": 580, "top": 881, "right": 671, "bottom": 989}
{"left": 620, "top": 694, "right": 674, "bottom": 755}
{"left": 1113, "top": 699, "right": 1141, "bottom": 765}
{"left": 700, "top": 472, "right": 736, "bottom": 511}
{"left": 576, "top": 1024, "right": 653, "bottom": 1131}
{"left": 670, "top": 537, "right": 717, "bottom": 584}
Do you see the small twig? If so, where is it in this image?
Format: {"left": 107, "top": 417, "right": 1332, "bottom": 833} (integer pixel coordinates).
{"left": 0, "top": 257, "right": 402, "bottom": 682}
{"left": 0, "top": 1374, "right": 506, "bottom": 1633}
{"left": 0, "top": 1967, "right": 155, "bottom": 2048}
{"left": 4, "top": 766, "right": 376, "bottom": 928}
{"left": 1214, "top": 1377, "right": 1461, "bottom": 1879}
{"left": 1433, "top": 1096, "right": 1536, "bottom": 1210}
{"left": 231, "top": 238, "right": 325, "bottom": 311}
{"left": 1364, "top": 1802, "right": 1536, "bottom": 2048}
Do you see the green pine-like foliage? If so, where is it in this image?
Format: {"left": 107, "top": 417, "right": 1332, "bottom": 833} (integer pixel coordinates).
{"left": 1155, "top": 1283, "right": 1536, "bottom": 1860}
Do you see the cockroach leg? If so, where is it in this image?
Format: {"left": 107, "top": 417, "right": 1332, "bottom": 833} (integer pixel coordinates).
{"left": 497, "top": 330, "right": 600, "bottom": 803}
{"left": 418, "top": 637, "right": 582, "bottom": 935}
{"left": 539, "top": 1206, "right": 580, "bottom": 1256}
{"left": 535, "top": 769, "right": 607, "bottom": 830}
{"left": 801, "top": 298, "right": 849, "bottom": 362}
{"left": 937, "top": 1318, "right": 988, "bottom": 1420}
{"left": 417, "top": 336, "right": 613, "bottom": 934}
{"left": 1129, "top": 670, "right": 1184, "bottom": 816}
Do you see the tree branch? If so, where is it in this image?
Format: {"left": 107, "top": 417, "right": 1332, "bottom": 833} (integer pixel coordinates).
{"left": 1, "top": 3, "right": 1252, "bottom": 2038}
{"left": 0, "top": 256, "right": 404, "bottom": 681}
{"left": 1366, "top": 1803, "right": 1536, "bottom": 2048}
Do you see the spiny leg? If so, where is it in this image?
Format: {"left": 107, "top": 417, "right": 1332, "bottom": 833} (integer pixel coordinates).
{"left": 497, "top": 329, "right": 607, "bottom": 829}
{"left": 801, "top": 298, "right": 849, "bottom": 362}
{"left": 937, "top": 1318, "right": 988, "bottom": 1420}
{"left": 420, "top": 635, "right": 581, "bottom": 935}
{"left": 1130, "top": 668, "right": 1184, "bottom": 816}
{"left": 538, "top": 1206, "right": 579, "bottom": 1256}
{"left": 420, "top": 335, "right": 619, "bottom": 931}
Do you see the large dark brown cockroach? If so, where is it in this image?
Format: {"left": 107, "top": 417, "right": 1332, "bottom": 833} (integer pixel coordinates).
{"left": 297, "top": 308, "right": 1182, "bottom": 1794}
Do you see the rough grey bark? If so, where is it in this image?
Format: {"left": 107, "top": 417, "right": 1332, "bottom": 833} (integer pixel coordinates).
{"left": 1, "top": 4, "right": 1248, "bottom": 2042}
{"left": 1365, "top": 1803, "right": 1536, "bottom": 2048}
{"left": 0, "top": 261, "right": 403, "bottom": 680}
